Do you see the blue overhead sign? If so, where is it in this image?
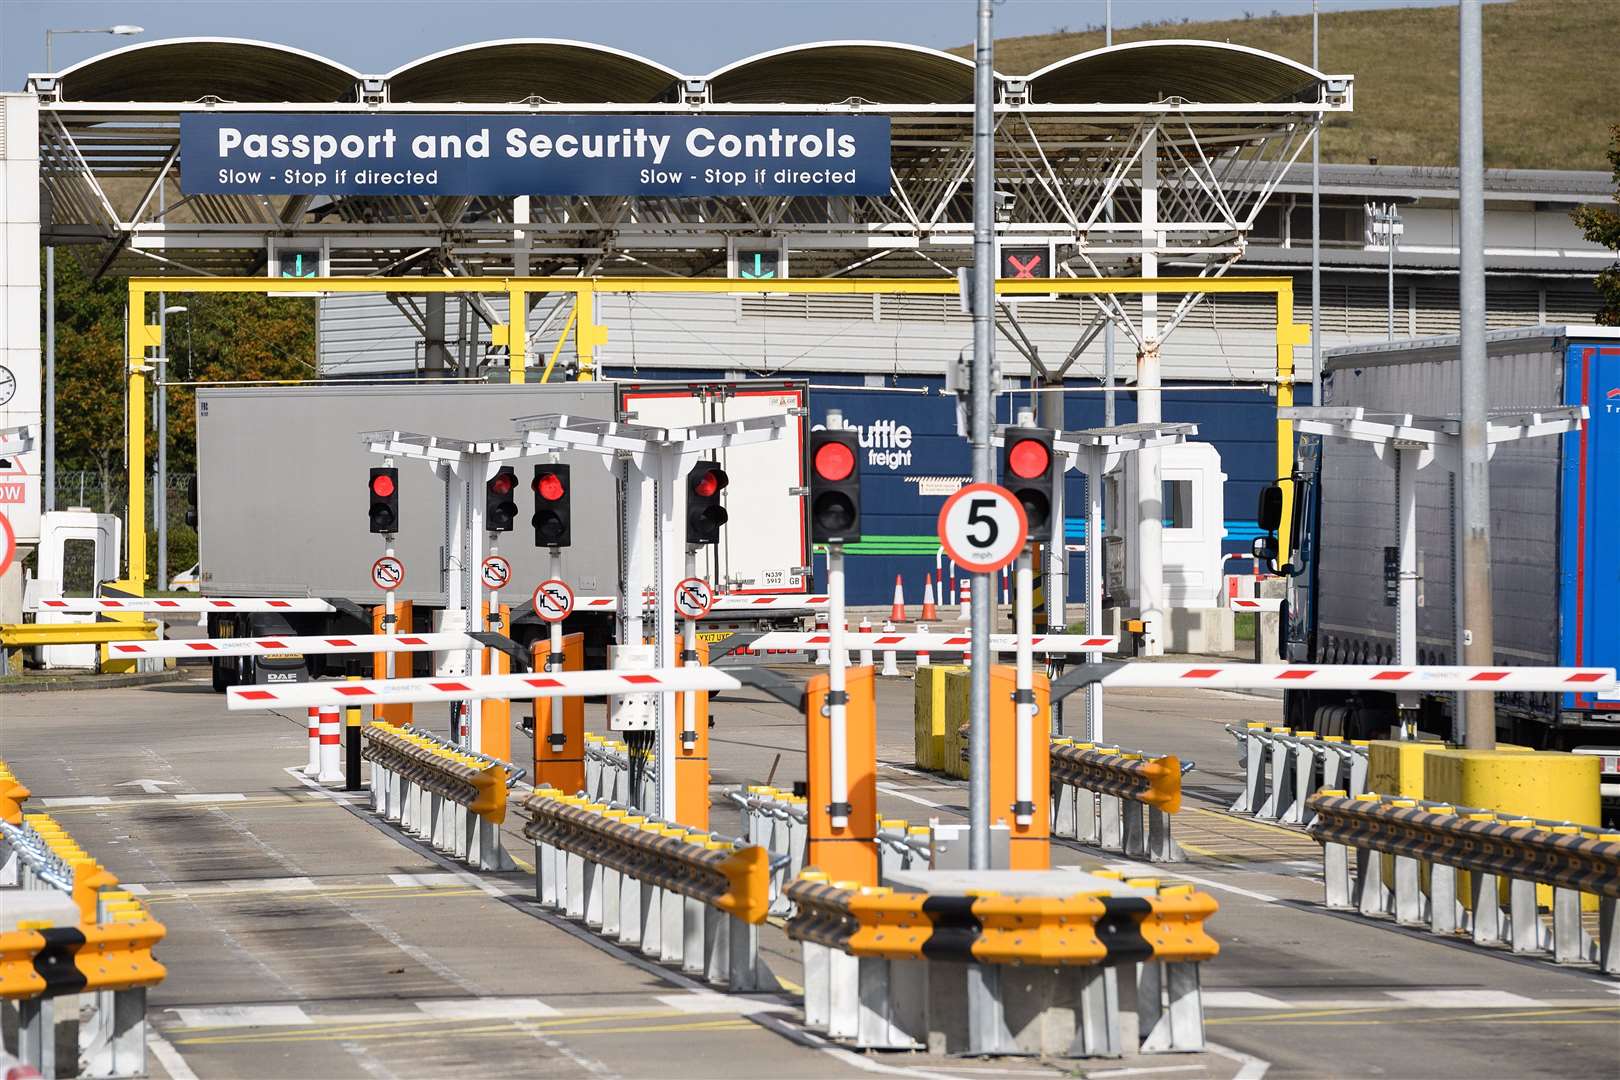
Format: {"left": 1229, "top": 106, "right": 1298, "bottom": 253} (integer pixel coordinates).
{"left": 179, "top": 113, "right": 891, "bottom": 197}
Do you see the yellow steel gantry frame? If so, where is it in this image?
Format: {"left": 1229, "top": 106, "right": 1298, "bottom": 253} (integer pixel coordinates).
{"left": 120, "top": 275, "right": 1309, "bottom": 593}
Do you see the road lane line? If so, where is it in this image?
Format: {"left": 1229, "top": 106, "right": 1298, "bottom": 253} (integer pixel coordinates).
{"left": 876, "top": 782, "right": 949, "bottom": 809}
{"left": 171, "top": 1005, "right": 312, "bottom": 1028}
{"left": 145, "top": 1031, "right": 200, "bottom": 1080}
{"left": 416, "top": 998, "right": 561, "bottom": 1020}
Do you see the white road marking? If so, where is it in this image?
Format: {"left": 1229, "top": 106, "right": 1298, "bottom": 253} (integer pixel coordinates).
{"left": 655, "top": 992, "right": 792, "bottom": 1015}
{"left": 876, "top": 782, "right": 949, "bottom": 810}
{"left": 1384, "top": 989, "right": 1539, "bottom": 1008}
{"left": 1208, "top": 1040, "right": 1270, "bottom": 1080}
{"left": 42, "top": 796, "right": 112, "bottom": 807}
{"left": 170, "top": 1005, "right": 312, "bottom": 1028}
{"left": 175, "top": 792, "right": 248, "bottom": 803}
{"left": 122, "top": 883, "right": 151, "bottom": 895}
{"left": 415, "top": 998, "right": 561, "bottom": 1020}
{"left": 1094, "top": 862, "right": 1280, "bottom": 903}
{"left": 1088, "top": 1066, "right": 1207, "bottom": 1078}
{"left": 1202, "top": 991, "right": 1292, "bottom": 1009}
{"left": 222, "top": 876, "right": 316, "bottom": 892}
{"left": 146, "top": 1031, "right": 200, "bottom": 1080}
{"left": 387, "top": 872, "right": 471, "bottom": 888}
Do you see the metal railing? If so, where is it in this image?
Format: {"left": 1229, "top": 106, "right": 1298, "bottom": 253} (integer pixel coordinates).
{"left": 1, "top": 796, "right": 166, "bottom": 1080}
{"left": 1227, "top": 722, "right": 1369, "bottom": 824}
{"left": 1051, "top": 741, "right": 1191, "bottom": 862}
{"left": 1307, "top": 791, "right": 1619, "bottom": 974}
{"left": 363, "top": 722, "right": 519, "bottom": 872}
{"left": 522, "top": 789, "right": 777, "bottom": 992}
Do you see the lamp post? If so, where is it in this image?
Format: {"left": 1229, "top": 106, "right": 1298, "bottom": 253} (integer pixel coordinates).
{"left": 44, "top": 25, "right": 143, "bottom": 70}
{"left": 159, "top": 305, "right": 187, "bottom": 590}
{"left": 43, "top": 25, "right": 142, "bottom": 515}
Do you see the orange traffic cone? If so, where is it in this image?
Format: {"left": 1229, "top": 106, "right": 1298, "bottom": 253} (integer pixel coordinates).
{"left": 890, "top": 574, "right": 908, "bottom": 622}
{"left": 920, "top": 573, "right": 938, "bottom": 622}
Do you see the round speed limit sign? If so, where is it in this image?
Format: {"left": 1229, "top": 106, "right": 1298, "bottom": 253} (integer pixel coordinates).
{"left": 370, "top": 555, "right": 406, "bottom": 591}
{"left": 532, "top": 578, "right": 575, "bottom": 623}
{"left": 937, "top": 483, "right": 1028, "bottom": 574}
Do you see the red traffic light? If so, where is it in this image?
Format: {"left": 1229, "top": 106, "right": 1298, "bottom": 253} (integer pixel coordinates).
{"left": 536, "top": 473, "right": 565, "bottom": 501}
{"left": 490, "top": 472, "right": 517, "bottom": 496}
{"left": 813, "top": 440, "right": 856, "bottom": 482}
{"left": 693, "top": 469, "right": 723, "bottom": 498}
{"left": 1007, "top": 438, "right": 1051, "bottom": 479}
{"left": 370, "top": 473, "right": 396, "bottom": 498}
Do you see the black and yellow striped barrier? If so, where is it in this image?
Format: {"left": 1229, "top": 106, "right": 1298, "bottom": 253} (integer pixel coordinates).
{"left": 362, "top": 721, "right": 508, "bottom": 822}
{"left": 785, "top": 871, "right": 1218, "bottom": 1057}
{"left": 362, "top": 721, "right": 518, "bottom": 872}
{"left": 520, "top": 789, "right": 777, "bottom": 994}
{"left": 1, "top": 791, "right": 167, "bottom": 1078}
{"left": 522, "top": 789, "right": 769, "bottom": 924}
{"left": 784, "top": 875, "right": 1217, "bottom": 966}
{"left": 1307, "top": 790, "right": 1619, "bottom": 973}
{"left": 0, "top": 759, "right": 30, "bottom": 824}
{"left": 1051, "top": 741, "right": 1186, "bottom": 862}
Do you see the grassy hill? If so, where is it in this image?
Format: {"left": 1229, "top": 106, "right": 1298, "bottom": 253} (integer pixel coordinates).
{"left": 955, "top": 0, "right": 1617, "bottom": 171}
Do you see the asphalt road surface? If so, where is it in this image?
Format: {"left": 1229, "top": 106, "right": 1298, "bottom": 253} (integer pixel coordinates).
{"left": 4, "top": 668, "right": 1615, "bottom": 1078}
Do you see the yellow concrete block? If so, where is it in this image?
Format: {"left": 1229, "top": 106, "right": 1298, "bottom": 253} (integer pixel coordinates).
{"left": 913, "top": 666, "right": 963, "bottom": 772}
{"left": 1367, "top": 740, "right": 1435, "bottom": 797}
{"left": 1423, "top": 750, "right": 1599, "bottom": 826}
{"left": 943, "top": 667, "right": 972, "bottom": 780}
{"left": 1424, "top": 749, "right": 1601, "bottom": 910}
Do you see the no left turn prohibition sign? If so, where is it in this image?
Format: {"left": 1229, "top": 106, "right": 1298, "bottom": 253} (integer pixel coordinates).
{"left": 480, "top": 555, "right": 513, "bottom": 590}
{"left": 371, "top": 555, "right": 405, "bottom": 591}
{"left": 937, "top": 483, "right": 1027, "bottom": 574}
{"left": 673, "top": 577, "right": 714, "bottom": 620}
{"left": 533, "top": 578, "right": 575, "bottom": 623}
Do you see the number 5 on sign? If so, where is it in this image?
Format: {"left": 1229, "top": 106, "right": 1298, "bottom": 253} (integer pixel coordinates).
{"left": 938, "top": 483, "right": 1028, "bottom": 574}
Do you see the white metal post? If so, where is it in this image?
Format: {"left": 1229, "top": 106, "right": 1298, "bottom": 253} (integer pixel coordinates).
{"left": 1014, "top": 546, "right": 1034, "bottom": 825}
{"left": 1080, "top": 446, "right": 1106, "bottom": 742}
{"left": 683, "top": 546, "right": 699, "bottom": 747}
{"left": 464, "top": 454, "right": 487, "bottom": 750}
{"left": 827, "top": 545, "right": 850, "bottom": 828}
{"left": 1395, "top": 447, "right": 1420, "bottom": 737}
{"left": 653, "top": 447, "right": 687, "bottom": 821}
{"left": 548, "top": 546, "right": 565, "bottom": 748}
{"left": 1136, "top": 124, "right": 1164, "bottom": 656}
{"left": 384, "top": 456, "right": 398, "bottom": 681}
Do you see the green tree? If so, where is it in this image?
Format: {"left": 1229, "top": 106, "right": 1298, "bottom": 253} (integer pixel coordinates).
{"left": 44, "top": 255, "right": 316, "bottom": 582}
{"left": 1571, "top": 124, "right": 1620, "bottom": 325}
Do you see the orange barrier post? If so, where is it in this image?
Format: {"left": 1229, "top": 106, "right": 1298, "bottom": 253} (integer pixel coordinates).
{"left": 370, "top": 600, "right": 414, "bottom": 725}
{"left": 806, "top": 665, "right": 879, "bottom": 884}
{"left": 532, "top": 632, "right": 585, "bottom": 793}
{"left": 986, "top": 664, "right": 1052, "bottom": 869}
{"left": 674, "top": 639, "right": 711, "bottom": 830}
{"left": 480, "top": 602, "right": 513, "bottom": 763}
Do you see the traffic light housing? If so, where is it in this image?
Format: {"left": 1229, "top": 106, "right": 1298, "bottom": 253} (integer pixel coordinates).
{"left": 809, "top": 430, "right": 861, "bottom": 543}
{"left": 1001, "top": 427, "right": 1056, "bottom": 541}
{"left": 486, "top": 466, "right": 519, "bottom": 532}
{"left": 686, "top": 461, "right": 729, "bottom": 545}
{"left": 531, "top": 463, "right": 571, "bottom": 547}
{"left": 368, "top": 467, "right": 399, "bottom": 534}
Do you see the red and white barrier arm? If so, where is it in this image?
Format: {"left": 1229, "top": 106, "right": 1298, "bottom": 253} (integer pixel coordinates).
{"left": 573, "top": 595, "right": 831, "bottom": 613}
{"left": 105, "top": 632, "right": 474, "bottom": 659}
{"left": 1099, "top": 664, "right": 1618, "bottom": 693}
{"left": 1229, "top": 597, "right": 1284, "bottom": 612}
{"left": 748, "top": 631, "right": 1119, "bottom": 655}
{"left": 35, "top": 597, "right": 337, "bottom": 614}
{"left": 226, "top": 666, "right": 742, "bottom": 711}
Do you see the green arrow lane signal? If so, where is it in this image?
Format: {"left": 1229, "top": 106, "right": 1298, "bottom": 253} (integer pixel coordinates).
{"left": 739, "top": 251, "right": 776, "bottom": 279}
{"left": 281, "top": 251, "right": 318, "bottom": 278}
